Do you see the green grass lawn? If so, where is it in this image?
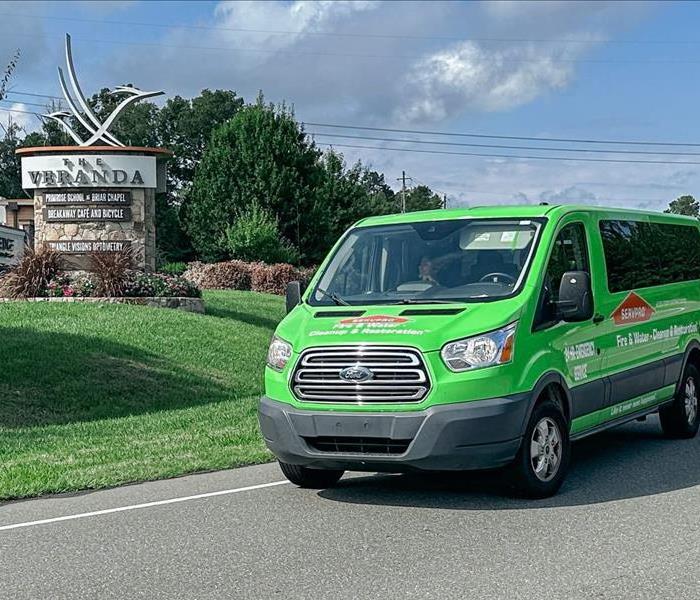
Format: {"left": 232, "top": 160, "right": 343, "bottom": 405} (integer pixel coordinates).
{"left": 0, "top": 290, "right": 284, "bottom": 501}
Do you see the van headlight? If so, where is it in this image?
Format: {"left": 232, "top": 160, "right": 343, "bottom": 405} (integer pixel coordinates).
{"left": 267, "top": 336, "right": 293, "bottom": 372}
{"left": 441, "top": 323, "right": 516, "bottom": 372}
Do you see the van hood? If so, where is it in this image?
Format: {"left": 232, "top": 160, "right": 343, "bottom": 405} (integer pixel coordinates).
{"left": 275, "top": 299, "right": 524, "bottom": 353}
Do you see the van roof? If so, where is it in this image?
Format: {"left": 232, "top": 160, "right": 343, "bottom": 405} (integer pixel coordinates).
{"left": 355, "top": 204, "right": 699, "bottom": 227}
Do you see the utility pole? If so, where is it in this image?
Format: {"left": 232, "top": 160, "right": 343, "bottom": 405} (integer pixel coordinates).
{"left": 396, "top": 171, "right": 412, "bottom": 213}
{"left": 443, "top": 194, "right": 447, "bottom": 209}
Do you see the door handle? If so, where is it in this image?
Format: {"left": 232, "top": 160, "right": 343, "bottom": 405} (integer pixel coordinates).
{"left": 593, "top": 313, "right": 605, "bottom": 324}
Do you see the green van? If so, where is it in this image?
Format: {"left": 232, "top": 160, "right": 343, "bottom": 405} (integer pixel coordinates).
{"left": 259, "top": 205, "right": 700, "bottom": 497}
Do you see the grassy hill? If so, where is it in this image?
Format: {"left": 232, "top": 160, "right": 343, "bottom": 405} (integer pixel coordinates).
{"left": 0, "top": 290, "right": 284, "bottom": 500}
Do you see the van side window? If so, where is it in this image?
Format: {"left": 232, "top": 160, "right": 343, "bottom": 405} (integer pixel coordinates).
{"left": 599, "top": 220, "right": 700, "bottom": 293}
{"left": 537, "top": 223, "right": 590, "bottom": 325}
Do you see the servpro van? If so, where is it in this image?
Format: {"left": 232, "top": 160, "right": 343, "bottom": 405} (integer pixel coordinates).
{"left": 259, "top": 205, "right": 700, "bottom": 497}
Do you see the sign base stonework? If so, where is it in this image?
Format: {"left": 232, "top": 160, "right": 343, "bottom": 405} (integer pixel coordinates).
{"left": 17, "top": 146, "right": 171, "bottom": 271}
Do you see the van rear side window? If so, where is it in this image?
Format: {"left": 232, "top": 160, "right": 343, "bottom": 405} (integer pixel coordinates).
{"left": 599, "top": 220, "right": 700, "bottom": 292}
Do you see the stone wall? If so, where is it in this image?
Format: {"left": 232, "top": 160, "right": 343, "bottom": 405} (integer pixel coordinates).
{"left": 34, "top": 187, "right": 156, "bottom": 271}
{"left": 0, "top": 296, "right": 204, "bottom": 313}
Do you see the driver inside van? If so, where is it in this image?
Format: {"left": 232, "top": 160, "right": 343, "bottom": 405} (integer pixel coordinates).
{"left": 418, "top": 256, "right": 439, "bottom": 284}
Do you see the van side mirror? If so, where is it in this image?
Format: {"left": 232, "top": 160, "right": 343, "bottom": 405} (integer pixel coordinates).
{"left": 285, "top": 281, "right": 302, "bottom": 314}
{"left": 557, "top": 271, "right": 593, "bottom": 322}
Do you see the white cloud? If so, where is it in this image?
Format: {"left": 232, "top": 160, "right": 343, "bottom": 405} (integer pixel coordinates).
{"left": 539, "top": 185, "right": 598, "bottom": 204}
{"left": 395, "top": 40, "right": 581, "bottom": 122}
{"left": 395, "top": 34, "right": 593, "bottom": 122}
{"left": 1, "top": 102, "right": 40, "bottom": 133}
{"left": 667, "top": 170, "right": 697, "bottom": 187}
{"left": 212, "top": 0, "right": 379, "bottom": 60}
{"left": 93, "top": 0, "right": 655, "bottom": 130}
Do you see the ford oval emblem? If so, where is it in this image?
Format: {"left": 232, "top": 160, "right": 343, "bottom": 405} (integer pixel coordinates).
{"left": 339, "top": 366, "right": 374, "bottom": 383}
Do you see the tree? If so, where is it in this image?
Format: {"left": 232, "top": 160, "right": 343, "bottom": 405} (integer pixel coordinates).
{"left": 183, "top": 97, "right": 322, "bottom": 262}
{"left": 0, "top": 122, "right": 24, "bottom": 198}
{"left": 158, "top": 89, "right": 244, "bottom": 193}
{"left": 184, "top": 103, "right": 448, "bottom": 264}
{"left": 315, "top": 151, "right": 396, "bottom": 245}
{"left": 154, "top": 194, "right": 192, "bottom": 263}
{"left": 0, "top": 49, "right": 23, "bottom": 198}
{"left": 665, "top": 195, "right": 699, "bottom": 218}
{"left": 403, "top": 185, "right": 444, "bottom": 212}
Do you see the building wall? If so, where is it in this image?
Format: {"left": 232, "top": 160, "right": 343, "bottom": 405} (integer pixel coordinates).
{"left": 17, "top": 205, "right": 34, "bottom": 229}
{"left": 0, "top": 202, "right": 34, "bottom": 229}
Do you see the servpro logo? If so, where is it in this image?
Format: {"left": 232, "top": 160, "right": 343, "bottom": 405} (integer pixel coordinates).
{"left": 309, "top": 313, "right": 425, "bottom": 337}
{"left": 339, "top": 315, "right": 409, "bottom": 325}
{"left": 611, "top": 292, "right": 655, "bottom": 325}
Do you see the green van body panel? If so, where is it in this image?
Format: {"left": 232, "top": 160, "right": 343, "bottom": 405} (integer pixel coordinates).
{"left": 260, "top": 204, "right": 700, "bottom": 471}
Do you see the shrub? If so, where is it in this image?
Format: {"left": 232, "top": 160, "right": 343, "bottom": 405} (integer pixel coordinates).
{"left": 88, "top": 247, "right": 135, "bottom": 297}
{"left": 225, "top": 203, "right": 300, "bottom": 265}
{"left": 160, "top": 262, "right": 188, "bottom": 276}
{"left": 0, "top": 245, "right": 63, "bottom": 299}
{"left": 250, "top": 262, "right": 305, "bottom": 295}
{"left": 183, "top": 260, "right": 252, "bottom": 290}
{"left": 181, "top": 260, "right": 315, "bottom": 295}
{"left": 123, "top": 272, "right": 201, "bottom": 298}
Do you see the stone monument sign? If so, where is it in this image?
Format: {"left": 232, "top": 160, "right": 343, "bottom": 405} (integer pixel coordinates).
{"left": 16, "top": 34, "right": 170, "bottom": 270}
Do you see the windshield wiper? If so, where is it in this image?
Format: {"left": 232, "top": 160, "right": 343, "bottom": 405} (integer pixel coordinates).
{"left": 316, "top": 287, "right": 350, "bottom": 306}
{"left": 391, "top": 299, "right": 462, "bottom": 305}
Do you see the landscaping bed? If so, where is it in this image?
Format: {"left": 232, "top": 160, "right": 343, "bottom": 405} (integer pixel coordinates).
{"left": 183, "top": 260, "right": 315, "bottom": 295}
{"left": 0, "top": 290, "right": 283, "bottom": 501}
{"left": 0, "top": 296, "right": 205, "bottom": 313}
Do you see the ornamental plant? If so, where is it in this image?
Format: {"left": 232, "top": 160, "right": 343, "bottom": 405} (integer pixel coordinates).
{"left": 73, "top": 275, "right": 97, "bottom": 297}
{"left": 88, "top": 247, "right": 135, "bottom": 297}
{"left": 122, "top": 271, "right": 201, "bottom": 298}
{"left": 0, "top": 245, "right": 63, "bottom": 299}
{"left": 45, "top": 273, "right": 73, "bottom": 297}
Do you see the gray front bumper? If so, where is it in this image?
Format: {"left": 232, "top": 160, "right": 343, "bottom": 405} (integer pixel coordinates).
{"left": 258, "top": 393, "right": 531, "bottom": 472}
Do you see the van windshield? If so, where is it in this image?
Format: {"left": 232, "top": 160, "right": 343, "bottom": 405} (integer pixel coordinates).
{"left": 310, "top": 218, "right": 544, "bottom": 306}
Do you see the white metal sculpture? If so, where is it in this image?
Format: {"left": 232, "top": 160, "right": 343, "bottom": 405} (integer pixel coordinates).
{"left": 44, "top": 34, "right": 164, "bottom": 147}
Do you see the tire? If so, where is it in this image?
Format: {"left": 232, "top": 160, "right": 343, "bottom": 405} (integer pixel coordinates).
{"left": 659, "top": 363, "right": 700, "bottom": 439}
{"left": 507, "top": 399, "right": 570, "bottom": 499}
{"left": 278, "top": 461, "right": 344, "bottom": 488}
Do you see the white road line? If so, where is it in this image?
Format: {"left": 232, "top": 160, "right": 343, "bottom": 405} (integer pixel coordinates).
{"left": 0, "top": 480, "right": 290, "bottom": 532}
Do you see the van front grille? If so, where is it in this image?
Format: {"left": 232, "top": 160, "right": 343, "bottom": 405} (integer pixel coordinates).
{"left": 291, "top": 345, "right": 430, "bottom": 403}
{"left": 303, "top": 436, "right": 411, "bottom": 455}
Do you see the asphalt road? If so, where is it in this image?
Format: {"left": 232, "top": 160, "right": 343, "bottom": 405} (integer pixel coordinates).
{"left": 1, "top": 415, "right": 699, "bottom": 600}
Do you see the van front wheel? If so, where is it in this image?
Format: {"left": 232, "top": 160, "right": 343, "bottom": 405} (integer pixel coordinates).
{"left": 660, "top": 363, "right": 700, "bottom": 439}
{"left": 508, "top": 399, "right": 570, "bottom": 498}
{"left": 278, "top": 461, "right": 344, "bottom": 488}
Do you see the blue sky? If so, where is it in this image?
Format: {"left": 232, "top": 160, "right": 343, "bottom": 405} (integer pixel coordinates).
{"left": 2, "top": 1, "right": 700, "bottom": 211}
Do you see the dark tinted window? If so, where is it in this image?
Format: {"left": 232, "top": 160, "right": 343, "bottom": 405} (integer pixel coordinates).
{"left": 599, "top": 220, "right": 700, "bottom": 292}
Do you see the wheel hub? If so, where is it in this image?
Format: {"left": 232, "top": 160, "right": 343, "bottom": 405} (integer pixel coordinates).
{"left": 685, "top": 377, "right": 698, "bottom": 426}
{"left": 530, "top": 417, "right": 562, "bottom": 482}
